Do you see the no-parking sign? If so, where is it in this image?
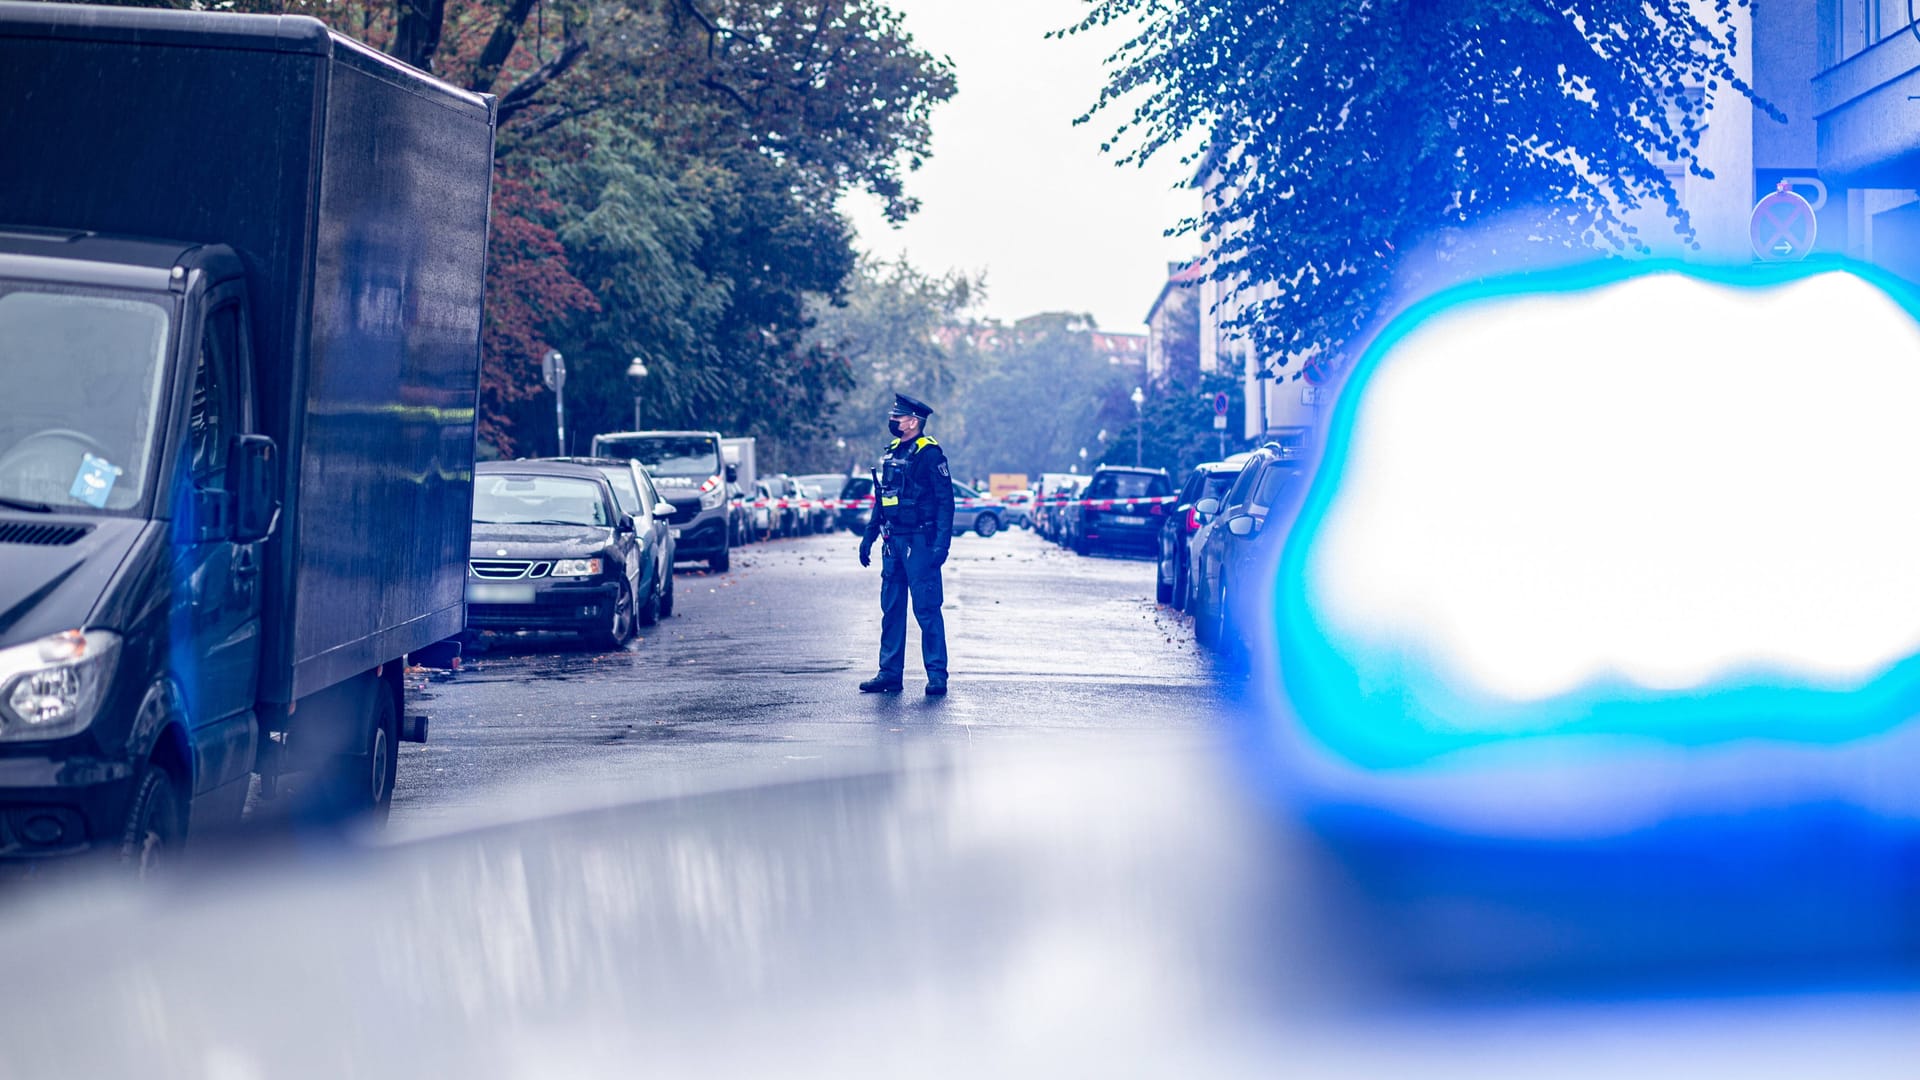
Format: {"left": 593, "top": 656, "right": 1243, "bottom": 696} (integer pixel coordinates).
{"left": 1750, "top": 181, "right": 1817, "bottom": 262}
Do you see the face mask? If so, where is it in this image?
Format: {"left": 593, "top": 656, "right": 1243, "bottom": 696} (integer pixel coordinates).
{"left": 888, "top": 418, "right": 904, "bottom": 438}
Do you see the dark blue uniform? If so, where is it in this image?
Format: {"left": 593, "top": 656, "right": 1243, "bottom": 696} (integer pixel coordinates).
{"left": 864, "top": 434, "right": 954, "bottom": 687}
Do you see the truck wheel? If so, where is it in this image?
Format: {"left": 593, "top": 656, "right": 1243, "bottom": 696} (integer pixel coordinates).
{"left": 323, "top": 681, "right": 399, "bottom": 822}
{"left": 975, "top": 514, "right": 1000, "bottom": 539}
{"left": 710, "top": 549, "right": 730, "bottom": 573}
{"left": 118, "top": 764, "right": 183, "bottom": 878}
{"left": 660, "top": 567, "right": 676, "bottom": 617}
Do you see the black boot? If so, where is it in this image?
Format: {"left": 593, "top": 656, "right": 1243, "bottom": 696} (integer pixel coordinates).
{"left": 925, "top": 683, "right": 948, "bottom": 697}
{"left": 859, "top": 675, "right": 903, "bottom": 693}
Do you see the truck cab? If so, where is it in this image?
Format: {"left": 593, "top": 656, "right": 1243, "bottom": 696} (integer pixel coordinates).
{"left": 0, "top": 235, "right": 285, "bottom": 861}
{"left": 0, "top": 2, "right": 496, "bottom": 869}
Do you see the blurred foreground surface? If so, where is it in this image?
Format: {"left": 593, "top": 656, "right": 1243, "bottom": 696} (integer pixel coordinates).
{"left": 3, "top": 736, "right": 1918, "bottom": 1079}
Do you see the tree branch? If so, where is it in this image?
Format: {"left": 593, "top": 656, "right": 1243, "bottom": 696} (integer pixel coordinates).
{"left": 469, "top": 0, "right": 542, "bottom": 95}
{"left": 496, "top": 38, "right": 592, "bottom": 122}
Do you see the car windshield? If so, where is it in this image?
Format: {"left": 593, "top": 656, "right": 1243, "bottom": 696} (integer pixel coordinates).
{"left": 473, "top": 475, "right": 610, "bottom": 527}
{"left": 1085, "top": 471, "right": 1168, "bottom": 500}
{"left": 594, "top": 435, "right": 720, "bottom": 480}
{"left": 595, "top": 466, "right": 645, "bottom": 519}
{"left": 0, "top": 283, "right": 172, "bottom": 514}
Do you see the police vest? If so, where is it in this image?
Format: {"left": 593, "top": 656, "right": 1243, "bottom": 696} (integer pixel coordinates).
{"left": 877, "top": 436, "right": 938, "bottom": 522}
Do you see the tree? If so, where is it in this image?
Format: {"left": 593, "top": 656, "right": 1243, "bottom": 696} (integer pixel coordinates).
{"left": 1100, "top": 371, "right": 1243, "bottom": 477}
{"left": 68, "top": 0, "right": 958, "bottom": 456}
{"left": 803, "top": 257, "right": 978, "bottom": 464}
{"left": 955, "top": 314, "right": 1132, "bottom": 477}
{"left": 1071, "top": 0, "right": 1778, "bottom": 374}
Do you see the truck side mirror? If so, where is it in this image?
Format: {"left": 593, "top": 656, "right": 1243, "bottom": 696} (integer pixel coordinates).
{"left": 725, "top": 463, "right": 739, "bottom": 483}
{"left": 231, "top": 434, "right": 281, "bottom": 543}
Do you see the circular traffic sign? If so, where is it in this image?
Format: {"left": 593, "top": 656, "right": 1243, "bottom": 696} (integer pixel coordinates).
{"left": 1750, "top": 184, "right": 1817, "bottom": 262}
{"left": 1212, "top": 391, "right": 1230, "bottom": 417}
{"left": 1302, "top": 357, "right": 1330, "bottom": 386}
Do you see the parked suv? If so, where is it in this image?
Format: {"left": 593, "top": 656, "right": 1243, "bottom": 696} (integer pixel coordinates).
{"left": 1157, "top": 460, "right": 1244, "bottom": 608}
{"left": 1071, "top": 466, "right": 1173, "bottom": 556}
{"left": 592, "top": 430, "right": 733, "bottom": 572}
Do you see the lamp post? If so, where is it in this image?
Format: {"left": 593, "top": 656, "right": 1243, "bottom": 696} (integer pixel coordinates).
{"left": 625, "top": 357, "right": 649, "bottom": 430}
{"left": 1129, "top": 385, "right": 1145, "bottom": 466}
{"left": 542, "top": 349, "right": 567, "bottom": 453}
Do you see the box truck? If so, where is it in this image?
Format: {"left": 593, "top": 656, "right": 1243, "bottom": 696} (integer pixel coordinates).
{"left": 0, "top": 2, "right": 494, "bottom": 867}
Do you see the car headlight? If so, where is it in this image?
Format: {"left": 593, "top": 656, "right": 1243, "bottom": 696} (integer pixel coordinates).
{"left": 551, "top": 558, "right": 603, "bottom": 577}
{"left": 0, "top": 630, "right": 121, "bottom": 742}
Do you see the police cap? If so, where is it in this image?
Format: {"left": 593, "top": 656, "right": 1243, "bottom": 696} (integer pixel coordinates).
{"left": 888, "top": 393, "right": 934, "bottom": 420}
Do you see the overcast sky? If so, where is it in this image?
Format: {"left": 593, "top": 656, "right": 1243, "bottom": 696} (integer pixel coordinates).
{"left": 837, "top": 0, "right": 1198, "bottom": 333}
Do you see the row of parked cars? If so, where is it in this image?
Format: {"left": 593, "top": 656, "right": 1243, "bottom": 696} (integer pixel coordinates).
{"left": 1156, "top": 445, "right": 1305, "bottom": 657}
{"left": 463, "top": 442, "right": 1031, "bottom": 651}
{"left": 1029, "top": 467, "right": 1177, "bottom": 557}
{"left": 1025, "top": 448, "right": 1309, "bottom": 659}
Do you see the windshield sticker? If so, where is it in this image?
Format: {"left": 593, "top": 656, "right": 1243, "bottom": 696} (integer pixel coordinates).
{"left": 69, "top": 453, "right": 122, "bottom": 508}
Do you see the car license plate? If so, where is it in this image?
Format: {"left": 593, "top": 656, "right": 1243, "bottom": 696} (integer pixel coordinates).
{"left": 468, "top": 582, "right": 534, "bottom": 604}
{"left": 1113, "top": 514, "right": 1147, "bottom": 525}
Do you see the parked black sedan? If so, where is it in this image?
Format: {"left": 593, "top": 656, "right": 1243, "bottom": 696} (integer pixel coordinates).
{"left": 1156, "top": 459, "right": 1244, "bottom": 608}
{"left": 466, "top": 461, "right": 649, "bottom": 649}
{"left": 1187, "top": 445, "right": 1305, "bottom": 660}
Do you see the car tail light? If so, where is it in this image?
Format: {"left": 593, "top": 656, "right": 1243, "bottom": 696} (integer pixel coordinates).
{"left": 1186, "top": 508, "right": 1200, "bottom": 533}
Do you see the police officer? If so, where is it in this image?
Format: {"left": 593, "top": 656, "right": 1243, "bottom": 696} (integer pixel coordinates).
{"left": 858, "top": 393, "right": 955, "bottom": 695}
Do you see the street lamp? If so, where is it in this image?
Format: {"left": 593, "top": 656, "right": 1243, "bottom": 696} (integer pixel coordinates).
{"left": 1129, "top": 385, "right": 1146, "bottom": 466}
{"left": 625, "top": 357, "right": 649, "bottom": 430}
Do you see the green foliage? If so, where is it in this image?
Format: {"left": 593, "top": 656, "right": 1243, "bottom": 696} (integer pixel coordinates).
{"left": 1071, "top": 0, "right": 1778, "bottom": 372}
{"left": 948, "top": 313, "right": 1135, "bottom": 477}
{"left": 1099, "top": 372, "right": 1244, "bottom": 477}
{"left": 59, "top": 0, "right": 956, "bottom": 456}
{"left": 801, "top": 256, "right": 976, "bottom": 465}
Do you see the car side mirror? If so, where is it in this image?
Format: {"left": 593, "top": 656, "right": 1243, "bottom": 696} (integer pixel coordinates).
{"left": 618, "top": 513, "right": 637, "bottom": 535}
{"left": 725, "top": 463, "right": 739, "bottom": 483}
{"left": 230, "top": 434, "right": 281, "bottom": 544}
{"left": 1226, "top": 514, "right": 1258, "bottom": 537}
{"left": 1194, "top": 498, "right": 1220, "bottom": 516}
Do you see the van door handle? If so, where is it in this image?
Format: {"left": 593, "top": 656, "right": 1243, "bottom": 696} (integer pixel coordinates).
{"left": 231, "top": 546, "right": 259, "bottom": 608}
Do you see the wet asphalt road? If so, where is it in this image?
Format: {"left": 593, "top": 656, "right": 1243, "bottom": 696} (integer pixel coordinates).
{"left": 392, "top": 527, "right": 1225, "bottom": 836}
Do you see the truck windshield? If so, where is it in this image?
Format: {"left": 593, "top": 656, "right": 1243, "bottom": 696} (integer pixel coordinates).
{"left": 473, "top": 475, "right": 612, "bottom": 527}
{"left": 595, "top": 435, "right": 720, "bottom": 480}
{"left": 0, "top": 283, "right": 172, "bottom": 514}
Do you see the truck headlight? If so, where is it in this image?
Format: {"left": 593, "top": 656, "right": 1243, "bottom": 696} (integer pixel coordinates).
{"left": 700, "top": 487, "right": 724, "bottom": 510}
{"left": 551, "top": 558, "right": 602, "bottom": 577}
{"left": 0, "top": 630, "right": 121, "bottom": 741}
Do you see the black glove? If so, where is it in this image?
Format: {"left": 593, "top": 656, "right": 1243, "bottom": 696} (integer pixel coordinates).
{"left": 858, "top": 536, "right": 873, "bottom": 567}
{"left": 932, "top": 546, "right": 949, "bottom": 567}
